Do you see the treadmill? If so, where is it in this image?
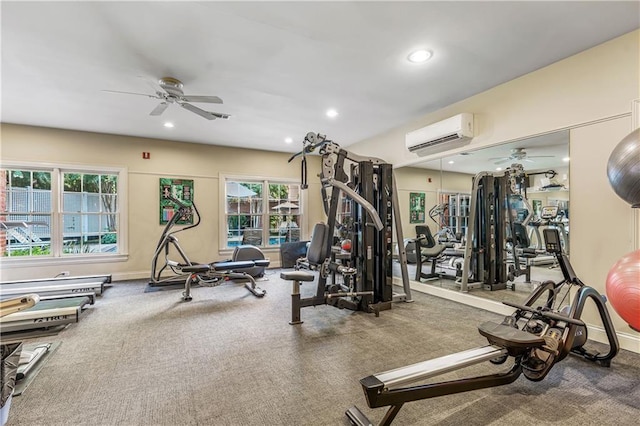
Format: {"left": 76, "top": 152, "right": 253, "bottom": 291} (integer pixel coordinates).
{"left": 0, "top": 296, "right": 92, "bottom": 335}
{"left": 0, "top": 274, "right": 111, "bottom": 298}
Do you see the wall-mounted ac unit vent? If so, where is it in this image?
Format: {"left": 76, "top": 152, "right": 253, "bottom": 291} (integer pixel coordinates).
{"left": 406, "top": 113, "right": 474, "bottom": 156}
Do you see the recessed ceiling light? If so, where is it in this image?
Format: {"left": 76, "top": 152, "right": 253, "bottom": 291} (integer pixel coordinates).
{"left": 285, "top": 137, "right": 293, "bottom": 144}
{"left": 407, "top": 49, "right": 433, "bottom": 63}
{"left": 448, "top": 160, "right": 454, "bottom": 164}
{"left": 164, "top": 122, "right": 174, "bottom": 128}
{"left": 496, "top": 167, "right": 503, "bottom": 171}
{"left": 326, "top": 109, "right": 338, "bottom": 118}
{"left": 562, "top": 157, "right": 570, "bottom": 162}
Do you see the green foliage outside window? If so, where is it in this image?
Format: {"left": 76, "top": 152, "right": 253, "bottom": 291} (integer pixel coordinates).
{"left": 2, "top": 168, "right": 120, "bottom": 257}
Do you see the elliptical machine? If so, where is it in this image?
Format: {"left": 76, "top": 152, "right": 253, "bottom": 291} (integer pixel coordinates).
{"left": 149, "top": 195, "right": 268, "bottom": 301}
{"left": 346, "top": 228, "right": 619, "bottom": 426}
{"left": 150, "top": 196, "right": 201, "bottom": 286}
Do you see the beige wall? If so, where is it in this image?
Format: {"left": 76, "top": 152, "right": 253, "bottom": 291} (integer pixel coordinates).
{"left": 0, "top": 124, "right": 324, "bottom": 280}
{"left": 358, "top": 30, "right": 639, "bottom": 349}
{"left": 570, "top": 116, "right": 637, "bottom": 339}
{"left": 394, "top": 166, "right": 473, "bottom": 241}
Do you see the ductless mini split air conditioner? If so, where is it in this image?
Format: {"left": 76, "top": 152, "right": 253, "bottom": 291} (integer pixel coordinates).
{"left": 406, "top": 113, "right": 474, "bottom": 156}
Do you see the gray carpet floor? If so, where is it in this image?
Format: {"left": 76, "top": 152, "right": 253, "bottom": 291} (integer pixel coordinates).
{"left": 6, "top": 269, "right": 640, "bottom": 425}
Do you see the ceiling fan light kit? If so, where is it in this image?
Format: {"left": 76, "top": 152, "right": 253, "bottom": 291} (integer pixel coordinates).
{"left": 103, "top": 77, "right": 230, "bottom": 121}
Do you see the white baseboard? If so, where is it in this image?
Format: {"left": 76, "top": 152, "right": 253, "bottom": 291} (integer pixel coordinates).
{"left": 588, "top": 325, "right": 640, "bottom": 354}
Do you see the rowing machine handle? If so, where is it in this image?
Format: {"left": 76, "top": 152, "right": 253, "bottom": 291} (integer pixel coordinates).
{"left": 503, "top": 300, "right": 586, "bottom": 327}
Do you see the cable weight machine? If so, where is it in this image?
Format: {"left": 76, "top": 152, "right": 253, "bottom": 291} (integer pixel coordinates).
{"left": 459, "top": 163, "right": 541, "bottom": 291}
{"left": 283, "top": 133, "right": 411, "bottom": 322}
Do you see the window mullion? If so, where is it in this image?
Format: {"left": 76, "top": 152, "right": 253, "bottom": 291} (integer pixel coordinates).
{"left": 263, "top": 180, "right": 268, "bottom": 246}
{"left": 52, "top": 168, "right": 62, "bottom": 257}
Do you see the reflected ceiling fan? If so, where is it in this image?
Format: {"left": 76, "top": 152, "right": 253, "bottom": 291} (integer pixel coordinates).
{"left": 490, "top": 147, "right": 553, "bottom": 165}
{"left": 103, "top": 77, "right": 230, "bottom": 120}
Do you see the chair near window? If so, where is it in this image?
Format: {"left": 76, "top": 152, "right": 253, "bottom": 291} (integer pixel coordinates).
{"left": 286, "top": 228, "right": 300, "bottom": 243}
{"left": 241, "top": 228, "right": 263, "bottom": 246}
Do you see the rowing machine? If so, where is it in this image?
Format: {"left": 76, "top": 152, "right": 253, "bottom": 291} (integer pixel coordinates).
{"left": 346, "top": 229, "right": 618, "bottom": 425}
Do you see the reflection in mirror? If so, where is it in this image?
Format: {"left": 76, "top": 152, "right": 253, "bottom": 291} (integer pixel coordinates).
{"left": 393, "top": 131, "right": 570, "bottom": 304}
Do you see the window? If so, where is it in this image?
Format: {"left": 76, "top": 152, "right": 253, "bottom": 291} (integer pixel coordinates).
{"left": 1, "top": 169, "right": 52, "bottom": 256}
{"left": 438, "top": 191, "right": 470, "bottom": 238}
{"left": 1, "top": 164, "right": 126, "bottom": 259}
{"left": 62, "top": 172, "right": 118, "bottom": 254}
{"left": 224, "top": 178, "right": 302, "bottom": 249}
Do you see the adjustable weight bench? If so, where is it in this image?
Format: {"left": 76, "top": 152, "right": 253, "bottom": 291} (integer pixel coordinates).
{"left": 179, "top": 259, "right": 269, "bottom": 301}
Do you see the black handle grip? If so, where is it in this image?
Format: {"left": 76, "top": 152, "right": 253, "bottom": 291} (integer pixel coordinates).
{"left": 503, "top": 301, "right": 586, "bottom": 326}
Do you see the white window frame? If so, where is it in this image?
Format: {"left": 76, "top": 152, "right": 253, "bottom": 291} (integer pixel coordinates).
{"left": 1, "top": 160, "right": 128, "bottom": 267}
{"left": 437, "top": 190, "right": 471, "bottom": 237}
{"left": 219, "top": 174, "right": 306, "bottom": 254}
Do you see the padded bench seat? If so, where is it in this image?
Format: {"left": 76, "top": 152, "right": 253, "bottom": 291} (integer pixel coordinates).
{"left": 211, "top": 261, "right": 256, "bottom": 271}
{"left": 182, "top": 259, "right": 271, "bottom": 274}
{"left": 280, "top": 271, "right": 315, "bottom": 282}
{"left": 478, "top": 321, "right": 545, "bottom": 354}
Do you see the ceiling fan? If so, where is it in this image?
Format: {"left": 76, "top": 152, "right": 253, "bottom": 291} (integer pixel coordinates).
{"left": 490, "top": 147, "right": 554, "bottom": 165}
{"left": 103, "top": 77, "right": 230, "bottom": 120}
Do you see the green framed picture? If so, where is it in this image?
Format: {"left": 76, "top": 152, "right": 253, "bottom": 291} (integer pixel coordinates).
{"left": 409, "top": 192, "right": 426, "bottom": 224}
{"left": 159, "top": 178, "right": 194, "bottom": 225}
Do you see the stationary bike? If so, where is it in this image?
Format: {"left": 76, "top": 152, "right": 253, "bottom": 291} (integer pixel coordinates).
{"left": 346, "top": 228, "right": 619, "bottom": 426}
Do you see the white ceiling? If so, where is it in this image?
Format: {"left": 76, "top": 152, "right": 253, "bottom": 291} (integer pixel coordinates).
{"left": 2, "top": 2, "right": 638, "bottom": 155}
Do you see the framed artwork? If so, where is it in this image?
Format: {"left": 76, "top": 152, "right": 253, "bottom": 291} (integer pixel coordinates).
{"left": 409, "top": 192, "right": 426, "bottom": 224}
{"left": 159, "top": 178, "right": 194, "bottom": 225}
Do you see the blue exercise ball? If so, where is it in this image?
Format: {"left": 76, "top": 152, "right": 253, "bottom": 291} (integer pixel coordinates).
{"left": 607, "top": 128, "right": 640, "bottom": 208}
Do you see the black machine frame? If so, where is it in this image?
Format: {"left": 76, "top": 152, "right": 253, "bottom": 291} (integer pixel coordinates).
{"left": 458, "top": 164, "right": 536, "bottom": 291}
{"left": 282, "top": 133, "right": 412, "bottom": 324}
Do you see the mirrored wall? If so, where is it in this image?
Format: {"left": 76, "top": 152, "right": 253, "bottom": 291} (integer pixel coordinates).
{"left": 394, "top": 130, "right": 570, "bottom": 303}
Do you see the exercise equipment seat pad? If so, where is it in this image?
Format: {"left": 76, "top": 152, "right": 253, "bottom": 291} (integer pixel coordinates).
{"left": 280, "top": 271, "right": 315, "bottom": 282}
{"left": 478, "top": 321, "right": 545, "bottom": 349}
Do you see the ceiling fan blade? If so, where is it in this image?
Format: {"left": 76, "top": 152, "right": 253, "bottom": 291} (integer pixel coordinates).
{"left": 150, "top": 102, "right": 169, "bottom": 116}
{"left": 181, "top": 95, "right": 223, "bottom": 104}
{"left": 494, "top": 158, "right": 510, "bottom": 165}
{"left": 210, "top": 111, "right": 231, "bottom": 120}
{"left": 180, "top": 102, "right": 216, "bottom": 120}
{"left": 528, "top": 155, "right": 555, "bottom": 159}
{"left": 102, "top": 89, "right": 159, "bottom": 99}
